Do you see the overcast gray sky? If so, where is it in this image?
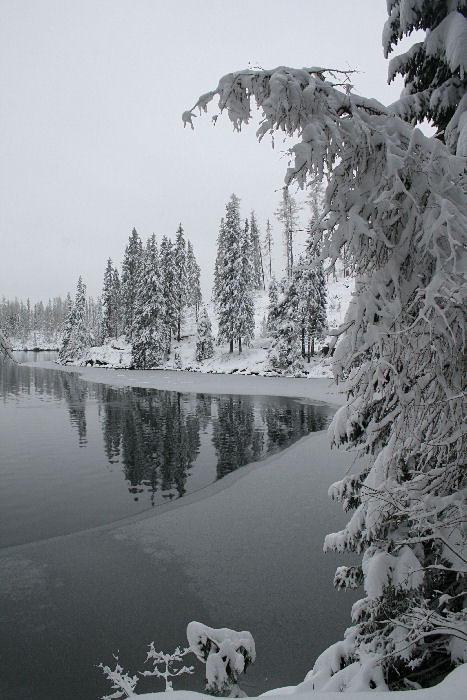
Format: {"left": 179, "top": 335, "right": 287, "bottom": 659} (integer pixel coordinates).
{"left": 1, "top": 0, "right": 405, "bottom": 302}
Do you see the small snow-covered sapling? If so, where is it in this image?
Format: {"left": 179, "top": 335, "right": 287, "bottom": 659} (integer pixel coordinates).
{"left": 141, "top": 642, "right": 194, "bottom": 691}
{"left": 98, "top": 657, "right": 139, "bottom": 699}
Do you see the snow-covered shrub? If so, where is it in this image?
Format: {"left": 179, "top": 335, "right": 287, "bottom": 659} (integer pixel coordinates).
{"left": 100, "top": 644, "right": 194, "bottom": 697}
{"left": 99, "top": 657, "right": 139, "bottom": 699}
{"left": 187, "top": 621, "right": 256, "bottom": 697}
{"left": 99, "top": 623, "right": 255, "bottom": 697}
{"left": 140, "top": 643, "right": 194, "bottom": 691}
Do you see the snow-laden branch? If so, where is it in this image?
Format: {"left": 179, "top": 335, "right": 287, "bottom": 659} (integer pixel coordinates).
{"left": 185, "top": 49, "right": 467, "bottom": 691}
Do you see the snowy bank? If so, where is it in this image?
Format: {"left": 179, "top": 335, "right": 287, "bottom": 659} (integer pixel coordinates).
{"left": 42, "top": 361, "right": 344, "bottom": 406}
{"left": 114, "top": 663, "right": 467, "bottom": 699}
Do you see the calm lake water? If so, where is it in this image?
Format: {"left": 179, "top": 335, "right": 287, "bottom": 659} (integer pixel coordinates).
{"left": 0, "top": 354, "right": 357, "bottom": 700}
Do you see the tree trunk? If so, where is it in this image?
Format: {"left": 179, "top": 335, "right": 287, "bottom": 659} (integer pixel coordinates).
{"left": 301, "top": 327, "right": 306, "bottom": 358}
{"left": 238, "top": 337, "right": 242, "bottom": 354}
{"left": 229, "top": 338, "right": 234, "bottom": 353}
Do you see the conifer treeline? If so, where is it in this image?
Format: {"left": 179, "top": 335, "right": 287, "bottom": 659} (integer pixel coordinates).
{"left": 100, "top": 224, "right": 202, "bottom": 368}
{"left": 0, "top": 294, "right": 101, "bottom": 349}
{"left": 58, "top": 224, "right": 203, "bottom": 367}
{"left": 214, "top": 192, "right": 327, "bottom": 367}
{"left": 4, "top": 187, "right": 329, "bottom": 372}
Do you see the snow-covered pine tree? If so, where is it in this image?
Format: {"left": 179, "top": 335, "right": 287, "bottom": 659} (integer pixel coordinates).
{"left": 174, "top": 224, "right": 187, "bottom": 342}
{"left": 216, "top": 196, "right": 255, "bottom": 354}
{"left": 213, "top": 217, "right": 226, "bottom": 304}
{"left": 58, "top": 276, "right": 91, "bottom": 364}
{"left": 263, "top": 218, "right": 274, "bottom": 282}
{"left": 159, "top": 235, "right": 177, "bottom": 352}
{"left": 266, "top": 277, "right": 280, "bottom": 335}
{"left": 85, "top": 296, "right": 103, "bottom": 346}
{"left": 195, "top": 306, "right": 214, "bottom": 362}
{"left": 186, "top": 240, "right": 202, "bottom": 320}
{"left": 185, "top": 2, "right": 467, "bottom": 689}
{"left": 234, "top": 218, "right": 255, "bottom": 353}
{"left": 250, "top": 211, "right": 265, "bottom": 290}
{"left": 295, "top": 232, "right": 327, "bottom": 361}
{"left": 267, "top": 275, "right": 302, "bottom": 373}
{"left": 275, "top": 188, "right": 301, "bottom": 279}
{"left": 216, "top": 195, "right": 242, "bottom": 354}
{"left": 121, "top": 227, "right": 143, "bottom": 340}
{"left": 102, "top": 259, "right": 122, "bottom": 340}
{"left": 132, "top": 234, "right": 166, "bottom": 369}
{"left": 112, "top": 267, "right": 123, "bottom": 338}
{"left": 102, "top": 258, "right": 115, "bottom": 340}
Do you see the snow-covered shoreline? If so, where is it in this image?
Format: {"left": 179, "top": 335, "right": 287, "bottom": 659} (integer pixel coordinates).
{"left": 46, "top": 362, "right": 345, "bottom": 406}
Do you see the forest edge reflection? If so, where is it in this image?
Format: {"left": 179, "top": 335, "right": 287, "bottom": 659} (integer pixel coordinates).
{"left": 2, "top": 359, "right": 335, "bottom": 511}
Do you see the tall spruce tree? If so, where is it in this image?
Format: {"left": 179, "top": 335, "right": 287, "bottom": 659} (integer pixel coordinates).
{"left": 173, "top": 224, "right": 188, "bottom": 341}
{"left": 132, "top": 234, "right": 166, "bottom": 368}
{"left": 121, "top": 227, "right": 143, "bottom": 340}
{"left": 249, "top": 211, "right": 265, "bottom": 290}
{"left": 159, "top": 235, "right": 177, "bottom": 351}
{"left": 295, "top": 232, "right": 327, "bottom": 361}
{"left": 58, "top": 276, "right": 91, "bottom": 364}
{"left": 216, "top": 194, "right": 254, "bottom": 354}
{"left": 234, "top": 218, "right": 255, "bottom": 353}
{"left": 102, "top": 258, "right": 120, "bottom": 340}
{"left": 275, "top": 188, "right": 301, "bottom": 279}
{"left": 263, "top": 218, "right": 274, "bottom": 281}
{"left": 111, "top": 267, "right": 123, "bottom": 338}
{"left": 186, "top": 240, "right": 202, "bottom": 320}
{"left": 195, "top": 306, "right": 214, "bottom": 362}
{"left": 213, "top": 217, "right": 226, "bottom": 304}
{"left": 267, "top": 275, "right": 302, "bottom": 373}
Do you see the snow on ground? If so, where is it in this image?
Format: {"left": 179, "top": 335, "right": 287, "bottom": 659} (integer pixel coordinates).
{"left": 68, "top": 274, "right": 355, "bottom": 379}
{"left": 128, "top": 663, "right": 467, "bottom": 699}
{"left": 49, "top": 362, "right": 344, "bottom": 406}
{"left": 10, "top": 331, "right": 61, "bottom": 351}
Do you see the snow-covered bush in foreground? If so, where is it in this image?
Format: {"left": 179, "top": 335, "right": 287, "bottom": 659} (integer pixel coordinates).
{"left": 187, "top": 622, "right": 256, "bottom": 697}
{"left": 184, "top": 0, "right": 467, "bottom": 691}
{"left": 100, "top": 623, "right": 255, "bottom": 698}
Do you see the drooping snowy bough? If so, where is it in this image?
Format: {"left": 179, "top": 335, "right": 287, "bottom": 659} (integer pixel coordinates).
{"left": 187, "top": 622, "right": 256, "bottom": 697}
{"left": 184, "top": 2, "right": 466, "bottom": 691}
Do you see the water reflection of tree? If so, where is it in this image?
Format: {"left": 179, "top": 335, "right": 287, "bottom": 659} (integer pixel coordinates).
{"left": 212, "top": 397, "right": 262, "bottom": 479}
{"left": 212, "top": 396, "right": 332, "bottom": 479}
{"left": 97, "top": 386, "right": 201, "bottom": 504}
{"left": 1, "top": 362, "right": 88, "bottom": 445}
{"left": 1, "top": 361, "right": 65, "bottom": 404}
{"left": 263, "top": 402, "right": 330, "bottom": 449}
{"left": 61, "top": 373, "right": 88, "bottom": 447}
{"left": 3, "top": 362, "right": 335, "bottom": 506}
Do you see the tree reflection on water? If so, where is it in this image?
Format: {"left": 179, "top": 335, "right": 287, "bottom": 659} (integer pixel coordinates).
{"left": 2, "top": 360, "right": 334, "bottom": 507}
{"left": 95, "top": 385, "right": 333, "bottom": 502}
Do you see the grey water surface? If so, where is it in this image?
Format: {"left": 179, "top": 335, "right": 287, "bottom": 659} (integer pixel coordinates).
{"left": 0, "top": 355, "right": 358, "bottom": 700}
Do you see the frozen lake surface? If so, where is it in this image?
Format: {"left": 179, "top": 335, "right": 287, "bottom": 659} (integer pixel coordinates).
{"left": 0, "top": 355, "right": 359, "bottom": 699}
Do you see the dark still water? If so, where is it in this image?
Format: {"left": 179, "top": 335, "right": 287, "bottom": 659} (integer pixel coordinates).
{"left": 1, "top": 357, "right": 333, "bottom": 547}
{"left": 0, "top": 358, "right": 357, "bottom": 700}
